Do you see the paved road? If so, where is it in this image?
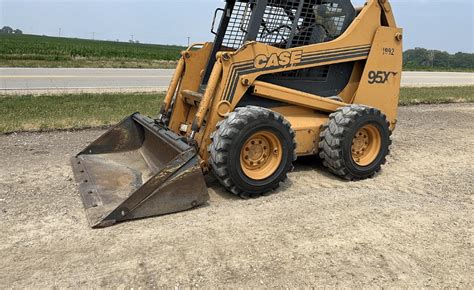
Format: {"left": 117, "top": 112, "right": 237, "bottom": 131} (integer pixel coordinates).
{"left": 401, "top": 71, "right": 474, "bottom": 87}
{"left": 0, "top": 68, "right": 173, "bottom": 95}
{"left": 1, "top": 68, "right": 473, "bottom": 95}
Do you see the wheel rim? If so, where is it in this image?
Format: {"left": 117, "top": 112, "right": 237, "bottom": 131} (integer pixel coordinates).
{"left": 351, "top": 124, "right": 382, "bottom": 166}
{"left": 240, "top": 131, "right": 283, "bottom": 180}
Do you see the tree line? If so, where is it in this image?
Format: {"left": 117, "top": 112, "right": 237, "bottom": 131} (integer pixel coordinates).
{"left": 404, "top": 48, "right": 474, "bottom": 71}
{"left": 1, "top": 26, "right": 23, "bottom": 34}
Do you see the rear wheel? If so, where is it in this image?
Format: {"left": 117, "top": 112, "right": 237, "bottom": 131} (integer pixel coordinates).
{"left": 209, "top": 106, "right": 296, "bottom": 198}
{"left": 319, "top": 105, "right": 392, "bottom": 180}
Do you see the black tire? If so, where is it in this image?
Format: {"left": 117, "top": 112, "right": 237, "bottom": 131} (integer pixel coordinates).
{"left": 208, "top": 106, "right": 296, "bottom": 198}
{"left": 319, "top": 105, "right": 392, "bottom": 180}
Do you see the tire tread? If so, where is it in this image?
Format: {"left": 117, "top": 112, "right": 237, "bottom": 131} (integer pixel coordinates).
{"left": 209, "top": 106, "right": 296, "bottom": 198}
{"left": 318, "top": 105, "right": 392, "bottom": 181}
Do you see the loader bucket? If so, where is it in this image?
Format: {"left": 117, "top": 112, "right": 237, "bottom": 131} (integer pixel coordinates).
{"left": 71, "top": 113, "right": 209, "bottom": 228}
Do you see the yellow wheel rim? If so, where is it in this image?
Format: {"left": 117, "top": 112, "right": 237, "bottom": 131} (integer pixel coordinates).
{"left": 351, "top": 124, "right": 382, "bottom": 166}
{"left": 240, "top": 131, "right": 283, "bottom": 180}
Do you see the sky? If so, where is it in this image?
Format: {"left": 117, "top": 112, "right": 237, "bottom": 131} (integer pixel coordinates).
{"left": 1, "top": 0, "right": 473, "bottom": 53}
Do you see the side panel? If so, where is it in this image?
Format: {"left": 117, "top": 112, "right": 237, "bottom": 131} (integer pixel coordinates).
{"left": 272, "top": 106, "right": 329, "bottom": 156}
{"left": 338, "top": 60, "right": 365, "bottom": 103}
{"left": 353, "top": 27, "right": 403, "bottom": 129}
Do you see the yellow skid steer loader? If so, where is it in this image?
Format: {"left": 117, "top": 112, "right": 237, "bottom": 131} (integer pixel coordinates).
{"left": 72, "top": 0, "right": 403, "bottom": 228}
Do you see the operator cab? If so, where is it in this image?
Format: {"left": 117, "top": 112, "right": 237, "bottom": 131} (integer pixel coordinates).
{"left": 203, "top": 0, "right": 357, "bottom": 97}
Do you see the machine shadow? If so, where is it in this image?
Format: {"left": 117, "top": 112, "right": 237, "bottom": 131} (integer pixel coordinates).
{"left": 205, "top": 155, "right": 346, "bottom": 201}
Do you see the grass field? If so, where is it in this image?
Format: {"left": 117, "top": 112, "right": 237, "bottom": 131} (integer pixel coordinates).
{"left": 0, "top": 34, "right": 183, "bottom": 68}
{"left": 398, "top": 86, "right": 474, "bottom": 105}
{"left": 1, "top": 86, "right": 473, "bottom": 134}
{"left": 404, "top": 67, "right": 474, "bottom": 73}
{"left": 0, "top": 93, "right": 164, "bottom": 133}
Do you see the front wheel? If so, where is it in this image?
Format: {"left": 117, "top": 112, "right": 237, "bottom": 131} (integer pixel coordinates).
{"left": 209, "top": 106, "right": 296, "bottom": 198}
{"left": 319, "top": 105, "right": 392, "bottom": 180}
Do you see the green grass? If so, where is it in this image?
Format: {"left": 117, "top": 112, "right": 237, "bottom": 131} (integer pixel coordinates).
{"left": 0, "top": 93, "right": 164, "bottom": 133}
{"left": 0, "top": 34, "right": 184, "bottom": 68}
{"left": 404, "top": 67, "right": 474, "bottom": 73}
{"left": 399, "top": 86, "right": 474, "bottom": 105}
{"left": 0, "top": 86, "right": 473, "bottom": 134}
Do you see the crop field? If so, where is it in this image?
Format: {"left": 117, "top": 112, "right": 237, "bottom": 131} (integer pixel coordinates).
{"left": 0, "top": 34, "right": 184, "bottom": 68}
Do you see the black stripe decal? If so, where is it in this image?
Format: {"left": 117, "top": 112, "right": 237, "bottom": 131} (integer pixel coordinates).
{"left": 302, "top": 44, "right": 371, "bottom": 58}
{"left": 298, "top": 51, "right": 370, "bottom": 68}
{"left": 302, "top": 47, "right": 371, "bottom": 60}
{"left": 301, "top": 49, "right": 370, "bottom": 63}
{"left": 223, "top": 62, "right": 254, "bottom": 101}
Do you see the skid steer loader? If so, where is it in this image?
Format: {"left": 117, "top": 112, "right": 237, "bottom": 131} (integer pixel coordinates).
{"left": 72, "top": 0, "right": 403, "bottom": 228}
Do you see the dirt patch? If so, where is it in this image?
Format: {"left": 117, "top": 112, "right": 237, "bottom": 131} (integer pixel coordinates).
{"left": 0, "top": 104, "right": 472, "bottom": 288}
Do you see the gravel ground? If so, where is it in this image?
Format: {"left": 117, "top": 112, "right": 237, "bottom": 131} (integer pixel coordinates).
{"left": 0, "top": 104, "right": 472, "bottom": 288}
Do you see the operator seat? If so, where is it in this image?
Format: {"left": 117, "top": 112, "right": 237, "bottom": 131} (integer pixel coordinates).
{"left": 257, "top": 0, "right": 359, "bottom": 99}
{"left": 290, "top": 0, "right": 356, "bottom": 47}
